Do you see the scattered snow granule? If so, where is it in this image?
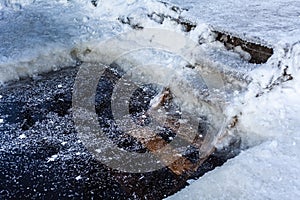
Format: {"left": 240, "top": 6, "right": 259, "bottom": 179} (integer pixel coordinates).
{"left": 75, "top": 175, "right": 82, "bottom": 181}
{"left": 57, "top": 84, "right": 63, "bottom": 88}
{"left": 178, "top": 119, "right": 188, "bottom": 124}
{"left": 61, "top": 141, "right": 67, "bottom": 146}
{"left": 0, "top": 119, "right": 3, "bottom": 123}
{"left": 95, "top": 149, "right": 101, "bottom": 153}
{"left": 234, "top": 90, "right": 240, "bottom": 96}
{"left": 175, "top": 110, "right": 182, "bottom": 114}
{"left": 82, "top": 16, "right": 89, "bottom": 23}
{"left": 0, "top": 95, "right": 2, "bottom": 99}
{"left": 18, "top": 134, "right": 27, "bottom": 139}
{"left": 75, "top": 152, "right": 81, "bottom": 156}
{"left": 47, "top": 154, "right": 58, "bottom": 162}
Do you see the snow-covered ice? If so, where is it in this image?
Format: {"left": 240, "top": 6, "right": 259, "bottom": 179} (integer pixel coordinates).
{"left": 0, "top": 0, "right": 299, "bottom": 199}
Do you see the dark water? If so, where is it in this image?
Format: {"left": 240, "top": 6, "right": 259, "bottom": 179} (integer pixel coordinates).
{"left": 0, "top": 66, "right": 240, "bottom": 199}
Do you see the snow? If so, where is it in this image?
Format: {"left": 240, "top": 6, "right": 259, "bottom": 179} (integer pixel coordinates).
{"left": 165, "top": 1, "right": 300, "bottom": 198}
{"left": 47, "top": 154, "right": 59, "bottom": 162}
{"left": 75, "top": 175, "right": 82, "bottom": 181}
{"left": 169, "top": 72, "right": 300, "bottom": 198}
{"left": 167, "top": 138, "right": 300, "bottom": 200}
{"left": 166, "top": 0, "right": 300, "bottom": 46}
{"left": 169, "top": 82, "right": 300, "bottom": 198}
{"left": 18, "top": 134, "right": 27, "bottom": 139}
{"left": 0, "top": 0, "right": 299, "bottom": 199}
{"left": 0, "top": 0, "right": 122, "bottom": 83}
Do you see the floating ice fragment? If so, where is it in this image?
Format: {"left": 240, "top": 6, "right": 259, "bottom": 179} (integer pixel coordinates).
{"left": 75, "top": 175, "right": 82, "bottom": 181}
{"left": 57, "top": 84, "right": 63, "bottom": 88}
{"left": 18, "top": 134, "right": 27, "bottom": 139}
{"left": 0, "top": 95, "right": 2, "bottom": 99}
